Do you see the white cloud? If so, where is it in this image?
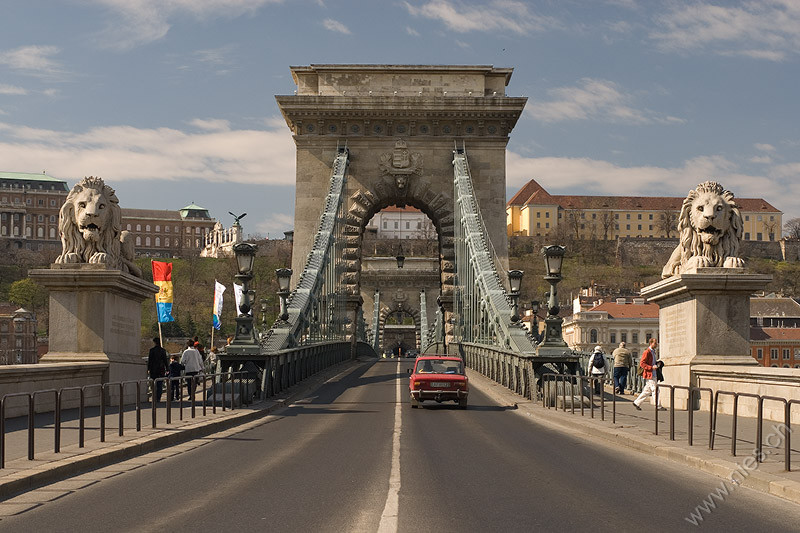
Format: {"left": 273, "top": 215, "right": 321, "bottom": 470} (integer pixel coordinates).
{"left": 255, "top": 212, "right": 294, "bottom": 236}
{"left": 651, "top": 1, "right": 800, "bottom": 61}
{"left": 89, "top": 0, "right": 283, "bottom": 49}
{"left": 755, "top": 143, "right": 776, "bottom": 152}
{"left": 404, "top": 0, "right": 559, "bottom": 34}
{"left": 0, "top": 120, "right": 295, "bottom": 186}
{"left": 525, "top": 78, "right": 682, "bottom": 125}
{"left": 406, "top": 26, "right": 420, "bottom": 36}
{"left": 189, "top": 118, "right": 231, "bottom": 132}
{"left": 322, "top": 18, "right": 352, "bottom": 34}
{"left": 749, "top": 155, "right": 772, "bottom": 164}
{"left": 0, "top": 46, "right": 64, "bottom": 78}
{"left": 505, "top": 150, "right": 798, "bottom": 218}
{"left": 0, "top": 84, "right": 27, "bottom": 95}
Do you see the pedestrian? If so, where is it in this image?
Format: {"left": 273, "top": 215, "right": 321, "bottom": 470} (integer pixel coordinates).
{"left": 633, "top": 338, "right": 665, "bottom": 410}
{"left": 587, "top": 345, "right": 606, "bottom": 395}
{"left": 181, "top": 339, "right": 204, "bottom": 399}
{"left": 147, "top": 337, "right": 169, "bottom": 402}
{"left": 611, "top": 341, "right": 633, "bottom": 395}
{"left": 206, "top": 346, "right": 218, "bottom": 373}
{"left": 168, "top": 354, "right": 184, "bottom": 400}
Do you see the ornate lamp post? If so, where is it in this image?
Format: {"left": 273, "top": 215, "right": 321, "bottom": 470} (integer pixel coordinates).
{"left": 537, "top": 245, "right": 568, "bottom": 351}
{"left": 275, "top": 268, "right": 293, "bottom": 321}
{"left": 530, "top": 299, "right": 541, "bottom": 343}
{"left": 395, "top": 243, "right": 405, "bottom": 269}
{"left": 507, "top": 269, "right": 523, "bottom": 322}
{"left": 231, "top": 242, "right": 258, "bottom": 347}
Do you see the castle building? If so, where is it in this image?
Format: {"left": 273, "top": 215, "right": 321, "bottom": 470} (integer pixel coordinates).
{"left": 507, "top": 179, "right": 782, "bottom": 242}
{"left": 749, "top": 296, "right": 800, "bottom": 368}
{"left": 562, "top": 297, "right": 659, "bottom": 356}
{"left": 0, "top": 171, "right": 69, "bottom": 252}
{"left": 0, "top": 305, "right": 38, "bottom": 365}
{"left": 366, "top": 205, "right": 436, "bottom": 239}
{"left": 121, "top": 203, "right": 217, "bottom": 258}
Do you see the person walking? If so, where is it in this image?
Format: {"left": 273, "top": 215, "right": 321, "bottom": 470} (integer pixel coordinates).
{"left": 612, "top": 341, "right": 633, "bottom": 395}
{"left": 587, "top": 345, "right": 606, "bottom": 395}
{"left": 180, "top": 340, "right": 204, "bottom": 399}
{"left": 147, "top": 337, "right": 169, "bottom": 402}
{"left": 633, "top": 338, "right": 664, "bottom": 410}
{"left": 168, "top": 354, "right": 184, "bottom": 401}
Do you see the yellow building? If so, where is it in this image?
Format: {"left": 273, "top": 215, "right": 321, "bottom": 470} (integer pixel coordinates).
{"left": 507, "top": 179, "right": 782, "bottom": 241}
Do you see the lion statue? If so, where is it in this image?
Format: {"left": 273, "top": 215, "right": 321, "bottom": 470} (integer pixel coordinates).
{"left": 55, "top": 176, "right": 142, "bottom": 278}
{"left": 662, "top": 180, "right": 745, "bottom": 278}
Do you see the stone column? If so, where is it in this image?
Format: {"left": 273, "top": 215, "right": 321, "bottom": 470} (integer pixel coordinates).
{"left": 641, "top": 267, "right": 771, "bottom": 408}
{"left": 30, "top": 264, "right": 158, "bottom": 400}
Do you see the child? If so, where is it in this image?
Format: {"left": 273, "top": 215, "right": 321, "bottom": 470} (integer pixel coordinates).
{"left": 168, "top": 354, "right": 185, "bottom": 400}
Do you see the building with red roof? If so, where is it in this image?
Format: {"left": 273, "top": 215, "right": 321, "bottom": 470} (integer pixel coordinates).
{"left": 563, "top": 297, "right": 659, "bottom": 355}
{"left": 507, "top": 179, "right": 782, "bottom": 242}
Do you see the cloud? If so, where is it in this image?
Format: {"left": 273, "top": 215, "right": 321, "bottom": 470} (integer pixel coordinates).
{"left": 0, "top": 84, "right": 27, "bottom": 95}
{"left": 651, "top": 1, "right": 800, "bottom": 61}
{"left": 404, "top": 0, "right": 559, "bottom": 34}
{"left": 749, "top": 155, "right": 772, "bottom": 164}
{"left": 525, "top": 78, "right": 682, "bottom": 125}
{"left": 322, "top": 18, "right": 351, "bottom": 34}
{"left": 0, "top": 45, "right": 65, "bottom": 78}
{"left": 0, "top": 119, "right": 295, "bottom": 186}
{"left": 255, "top": 212, "right": 294, "bottom": 236}
{"left": 406, "top": 26, "right": 420, "bottom": 36}
{"left": 755, "top": 143, "right": 776, "bottom": 152}
{"left": 89, "top": 0, "right": 283, "bottom": 49}
{"left": 505, "top": 150, "right": 798, "bottom": 218}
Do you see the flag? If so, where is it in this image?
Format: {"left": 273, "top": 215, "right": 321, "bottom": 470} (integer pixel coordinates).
{"left": 152, "top": 261, "right": 175, "bottom": 323}
{"left": 213, "top": 281, "right": 226, "bottom": 330}
{"left": 233, "top": 282, "right": 252, "bottom": 316}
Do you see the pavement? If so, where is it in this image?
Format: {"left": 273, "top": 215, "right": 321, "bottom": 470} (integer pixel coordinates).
{"left": 0, "top": 360, "right": 362, "bottom": 501}
{"left": 470, "top": 369, "right": 800, "bottom": 506}
{"left": 3, "top": 359, "right": 800, "bottom": 510}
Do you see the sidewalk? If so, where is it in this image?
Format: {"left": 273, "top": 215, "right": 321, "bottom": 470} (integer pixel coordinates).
{"left": 469, "top": 370, "right": 800, "bottom": 506}
{"left": 0, "top": 360, "right": 359, "bottom": 501}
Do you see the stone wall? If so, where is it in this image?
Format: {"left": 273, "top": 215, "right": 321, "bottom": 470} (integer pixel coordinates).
{"left": 0, "top": 362, "right": 107, "bottom": 417}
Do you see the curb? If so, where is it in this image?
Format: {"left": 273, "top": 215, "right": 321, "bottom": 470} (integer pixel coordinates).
{"left": 0, "top": 359, "right": 362, "bottom": 501}
{"left": 468, "top": 369, "right": 800, "bottom": 506}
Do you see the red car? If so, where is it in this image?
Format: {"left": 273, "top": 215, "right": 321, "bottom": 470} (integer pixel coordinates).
{"left": 408, "top": 356, "right": 469, "bottom": 409}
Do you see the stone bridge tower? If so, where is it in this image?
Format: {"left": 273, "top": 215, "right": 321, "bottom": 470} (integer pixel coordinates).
{"left": 276, "top": 65, "right": 527, "bottom": 315}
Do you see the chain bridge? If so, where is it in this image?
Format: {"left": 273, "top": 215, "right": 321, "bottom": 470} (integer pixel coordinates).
{"left": 220, "top": 65, "right": 579, "bottom": 399}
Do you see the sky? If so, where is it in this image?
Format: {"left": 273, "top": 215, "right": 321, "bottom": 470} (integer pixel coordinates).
{"left": 1, "top": 0, "right": 799, "bottom": 238}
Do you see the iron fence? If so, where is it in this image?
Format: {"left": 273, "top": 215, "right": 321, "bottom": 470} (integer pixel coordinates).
{"left": 0, "top": 370, "right": 253, "bottom": 469}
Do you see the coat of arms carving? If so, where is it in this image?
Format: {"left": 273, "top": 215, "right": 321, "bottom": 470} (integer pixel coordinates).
{"left": 379, "top": 140, "right": 423, "bottom": 190}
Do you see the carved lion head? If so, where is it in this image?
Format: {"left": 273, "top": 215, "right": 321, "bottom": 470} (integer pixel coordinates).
{"left": 56, "top": 176, "right": 122, "bottom": 267}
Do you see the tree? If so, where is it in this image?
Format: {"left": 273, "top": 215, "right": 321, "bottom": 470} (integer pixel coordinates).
{"left": 600, "top": 212, "right": 615, "bottom": 240}
{"left": 657, "top": 210, "right": 678, "bottom": 238}
{"left": 8, "top": 278, "right": 47, "bottom": 311}
{"left": 783, "top": 218, "right": 800, "bottom": 240}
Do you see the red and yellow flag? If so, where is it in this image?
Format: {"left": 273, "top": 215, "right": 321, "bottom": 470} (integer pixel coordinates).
{"left": 152, "top": 261, "right": 174, "bottom": 323}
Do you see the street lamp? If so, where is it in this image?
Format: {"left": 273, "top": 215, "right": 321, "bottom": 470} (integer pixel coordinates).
{"left": 538, "top": 245, "right": 568, "bottom": 349}
{"left": 275, "top": 268, "right": 293, "bottom": 322}
{"left": 530, "top": 299, "right": 541, "bottom": 343}
{"left": 507, "top": 269, "right": 523, "bottom": 323}
{"left": 395, "top": 243, "right": 405, "bottom": 269}
{"left": 231, "top": 242, "right": 258, "bottom": 346}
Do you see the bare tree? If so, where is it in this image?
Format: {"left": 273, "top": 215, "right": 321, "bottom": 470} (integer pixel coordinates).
{"left": 762, "top": 219, "right": 778, "bottom": 241}
{"left": 600, "top": 212, "right": 615, "bottom": 240}
{"left": 565, "top": 210, "right": 583, "bottom": 240}
{"left": 657, "top": 210, "right": 678, "bottom": 238}
{"left": 783, "top": 218, "right": 800, "bottom": 240}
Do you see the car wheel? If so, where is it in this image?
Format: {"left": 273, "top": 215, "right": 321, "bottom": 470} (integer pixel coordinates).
{"left": 458, "top": 398, "right": 468, "bottom": 409}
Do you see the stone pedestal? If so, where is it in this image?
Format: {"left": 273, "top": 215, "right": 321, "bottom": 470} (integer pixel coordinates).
{"left": 641, "top": 268, "right": 771, "bottom": 409}
{"left": 30, "top": 265, "right": 158, "bottom": 401}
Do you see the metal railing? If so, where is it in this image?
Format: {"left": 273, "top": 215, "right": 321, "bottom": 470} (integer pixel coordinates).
{"left": 0, "top": 370, "right": 253, "bottom": 469}
{"left": 538, "top": 375, "right": 799, "bottom": 471}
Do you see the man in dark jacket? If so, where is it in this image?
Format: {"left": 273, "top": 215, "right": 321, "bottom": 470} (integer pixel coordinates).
{"left": 147, "top": 337, "right": 169, "bottom": 402}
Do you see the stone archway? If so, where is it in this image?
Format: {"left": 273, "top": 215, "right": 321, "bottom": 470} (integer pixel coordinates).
{"left": 379, "top": 303, "right": 421, "bottom": 355}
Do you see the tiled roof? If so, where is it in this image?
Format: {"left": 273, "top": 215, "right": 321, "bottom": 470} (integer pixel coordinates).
{"left": 750, "top": 327, "right": 800, "bottom": 341}
{"left": 122, "top": 208, "right": 182, "bottom": 220}
{"left": 382, "top": 205, "right": 422, "bottom": 213}
{"left": 508, "top": 179, "right": 781, "bottom": 213}
{"left": 587, "top": 301, "right": 659, "bottom": 319}
{"left": 0, "top": 171, "right": 66, "bottom": 183}
{"left": 751, "top": 297, "right": 800, "bottom": 318}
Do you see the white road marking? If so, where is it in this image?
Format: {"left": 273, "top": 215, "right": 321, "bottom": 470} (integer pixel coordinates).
{"left": 378, "top": 359, "right": 402, "bottom": 532}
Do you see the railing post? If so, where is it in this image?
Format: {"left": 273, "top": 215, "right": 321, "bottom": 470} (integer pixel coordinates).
{"left": 732, "top": 395, "right": 739, "bottom": 457}
{"left": 55, "top": 391, "right": 62, "bottom": 453}
{"left": 100, "top": 385, "right": 106, "bottom": 442}
{"left": 118, "top": 383, "right": 124, "bottom": 437}
{"left": 670, "top": 387, "right": 675, "bottom": 441}
{"left": 688, "top": 388, "right": 694, "bottom": 446}
{"left": 79, "top": 388, "right": 85, "bottom": 448}
{"left": 757, "top": 397, "right": 764, "bottom": 463}
{"left": 136, "top": 381, "right": 142, "bottom": 432}
{"left": 152, "top": 379, "right": 158, "bottom": 429}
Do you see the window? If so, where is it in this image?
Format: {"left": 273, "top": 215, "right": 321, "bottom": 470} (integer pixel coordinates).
{"left": 165, "top": 226, "right": 170, "bottom": 233}
{"left": 536, "top": 212, "right": 541, "bottom": 218}
{"left": 610, "top": 332, "right": 616, "bottom": 344}
{"left": 135, "top": 236, "right": 141, "bottom": 246}
{"left": 50, "top": 199, "right": 56, "bottom": 207}
{"left": 405, "top": 222, "right": 410, "bottom": 229}
{"left": 637, "top": 214, "right": 642, "bottom": 220}
{"left": 592, "top": 213, "right": 596, "bottom": 219}
{"left": 757, "top": 348, "right": 763, "bottom": 359}
{"left": 632, "top": 332, "right": 639, "bottom": 344}
{"left": 649, "top": 214, "right": 653, "bottom": 220}
{"left": 49, "top": 228, "right": 55, "bottom": 238}
{"left": 590, "top": 329, "right": 598, "bottom": 343}
{"left": 185, "top": 227, "right": 191, "bottom": 234}
{"left": 394, "top": 221, "right": 398, "bottom": 229}
{"left": 770, "top": 348, "right": 778, "bottom": 359}
{"left": 155, "top": 237, "right": 160, "bottom": 246}
{"left": 770, "top": 216, "right": 774, "bottom": 221}
{"left": 536, "top": 222, "right": 541, "bottom": 228}
{"left": 37, "top": 199, "right": 44, "bottom": 206}
{"left": 37, "top": 214, "right": 43, "bottom": 222}
{"left": 545, "top": 212, "right": 549, "bottom": 218}
{"left": 136, "top": 224, "right": 141, "bottom": 231}
{"left": 26, "top": 198, "right": 31, "bottom": 205}
{"left": 745, "top": 215, "right": 750, "bottom": 221}
{"left": 645, "top": 333, "right": 652, "bottom": 342}
{"left": 745, "top": 232, "right": 750, "bottom": 240}
{"left": 165, "top": 238, "right": 170, "bottom": 247}
{"left": 126, "top": 224, "right": 132, "bottom": 231}
{"left": 382, "top": 221, "right": 387, "bottom": 229}
{"left": 146, "top": 225, "right": 151, "bottom": 232}
{"left": 638, "top": 224, "right": 642, "bottom": 230}
{"left": 649, "top": 225, "right": 653, "bottom": 231}
{"left": 174, "top": 226, "right": 179, "bottom": 233}
{"left": 50, "top": 215, "right": 55, "bottom": 223}
{"left": 783, "top": 349, "right": 790, "bottom": 359}
{"left": 25, "top": 214, "right": 31, "bottom": 222}
{"left": 626, "top": 224, "right": 630, "bottom": 230}
{"left": 155, "top": 225, "right": 160, "bottom": 232}
{"left": 757, "top": 233, "right": 763, "bottom": 241}
{"left": 545, "top": 223, "right": 549, "bottom": 229}
{"left": 621, "top": 332, "right": 627, "bottom": 343}
{"left": 757, "top": 215, "right": 762, "bottom": 221}
{"left": 37, "top": 227, "right": 43, "bottom": 238}
{"left": 626, "top": 214, "right": 630, "bottom": 220}
{"left": 417, "top": 222, "right": 421, "bottom": 229}
{"left": 615, "top": 224, "right": 619, "bottom": 230}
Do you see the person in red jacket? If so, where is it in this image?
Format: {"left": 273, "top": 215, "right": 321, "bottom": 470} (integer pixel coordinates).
{"left": 633, "top": 338, "right": 665, "bottom": 410}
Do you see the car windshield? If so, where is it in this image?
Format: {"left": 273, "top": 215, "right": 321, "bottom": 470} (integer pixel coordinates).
{"left": 416, "top": 359, "right": 463, "bottom": 374}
